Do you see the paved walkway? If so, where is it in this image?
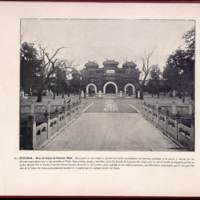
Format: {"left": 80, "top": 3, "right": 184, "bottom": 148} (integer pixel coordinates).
{"left": 42, "top": 99, "right": 180, "bottom": 151}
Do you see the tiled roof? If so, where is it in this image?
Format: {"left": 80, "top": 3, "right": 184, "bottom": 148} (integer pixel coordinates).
{"left": 85, "top": 61, "right": 99, "bottom": 68}
{"left": 103, "top": 59, "right": 119, "bottom": 66}
{"left": 122, "top": 61, "right": 137, "bottom": 68}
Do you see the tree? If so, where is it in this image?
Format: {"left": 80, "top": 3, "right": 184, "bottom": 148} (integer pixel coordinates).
{"left": 182, "top": 28, "right": 195, "bottom": 100}
{"left": 139, "top": 49, "right": 155, "bottom": 99}
{"left": 20, "top": 42, "right": 82, "bottom": 101}
{"left": 183, "top": 28, "right": 195, "bottom": 58}
{"left": 20, "top": 42, "right": 42, "bottom": 94}
{"left": 20, "top": 42, "right": 65, "bottom": 101}
{"left": 48, "top": 59, "right": 81, "bottom": 98}
{"left": 71, "top": 69, "right": 81, "bottom": 95}
{"left": 148, "top": 65, "right": 161, "bottom": 98}
{"left": 163, "top": 57, "right": 180, "bottom": 97}
{"left": 163, "top": 28, "right": 195, "bottom": 101}
{"left": 34, "top": 45, "right": 65, "bottom": 102}
{"left": 59, "top": 59, "right": 81, "bottom": 96}
{"left": 150, "top": 65, "right": 161, "bottom": 80}
{"left": 55, "top": 67, "right": 67, "bottom": 98}
{"left": 163, "top": 50, "right": 185, "bottom": 98}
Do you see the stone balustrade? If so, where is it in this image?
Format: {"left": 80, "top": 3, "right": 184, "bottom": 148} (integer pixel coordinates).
{"left": 20, "top": 104, "right": 32, "bottom": 114}
{"left": 141, "top": 102, "right": 194, "bottom": 150}
{"left": 35, "top": 122, "right": 48, "bottom": 147}
{"left": 20, "top": 98, "right": 82, "bottom": 150}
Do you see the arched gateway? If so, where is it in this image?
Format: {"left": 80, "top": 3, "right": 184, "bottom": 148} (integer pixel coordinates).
{"left": 124, "top": 83, "right": 135, "bottom": 96}
{"left": 86, "top": 83, "right": 97, "bottom": 96}
{"left": 103, "top": 81, "right": 118, "bottom": 94}
{"left": 82, "top": 60, "right": 140, "bottom": 98}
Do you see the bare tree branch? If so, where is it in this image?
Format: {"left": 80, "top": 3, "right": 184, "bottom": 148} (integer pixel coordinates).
{"left": 139, "top": 48, "right": 156, "bottom": 99}
{"left": 48, "top": 47, "right": 66, "bottom": 61}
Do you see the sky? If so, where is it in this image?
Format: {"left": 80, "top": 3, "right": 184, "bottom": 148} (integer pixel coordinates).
{"left": 21, "top": 19, "right": 194, "bottom": 71}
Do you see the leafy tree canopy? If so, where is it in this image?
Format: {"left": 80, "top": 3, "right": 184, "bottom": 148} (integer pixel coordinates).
{"left": 150, "top": 65, "right": 161, "bottom": 80}
{"left": 163, "top": 28, "right": 195, "bottom": 93}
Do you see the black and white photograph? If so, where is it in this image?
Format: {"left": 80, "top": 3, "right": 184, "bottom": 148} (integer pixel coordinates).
{"left": 20, "top": 19, "right": 195, "bottom": 151}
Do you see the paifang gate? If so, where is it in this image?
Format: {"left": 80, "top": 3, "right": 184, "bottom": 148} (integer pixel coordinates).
{"left": 103, "top": 81, "right": 118, "bottom": 94}
{"left": 81, "top": 59, "right": 140, "bottom": 97}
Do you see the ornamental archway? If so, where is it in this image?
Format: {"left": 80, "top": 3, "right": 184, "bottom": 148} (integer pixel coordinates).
{"left": 103, "top": 81, "right": 118, "bottom": 94}
{"left": 86, "top": 83, "right": 97, "bottom": 96}
{"left": 124, "top": 83, "right": 135, "bottom": 96}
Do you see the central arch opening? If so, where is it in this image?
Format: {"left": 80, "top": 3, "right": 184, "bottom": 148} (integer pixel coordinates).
{"left": 106, "top": 84, "right": 115, "bottom": 94}
{"left": 103, "top": 81, "right": 118, "bottom": 94}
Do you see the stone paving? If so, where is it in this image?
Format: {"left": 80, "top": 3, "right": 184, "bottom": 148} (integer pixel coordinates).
{"left": 42, "top": 98, "right": 181, "bottom": 151}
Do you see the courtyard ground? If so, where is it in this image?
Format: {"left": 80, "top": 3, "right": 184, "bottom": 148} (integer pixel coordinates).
{"left": 41, "top": 98, "right": 182, "bottom": 151}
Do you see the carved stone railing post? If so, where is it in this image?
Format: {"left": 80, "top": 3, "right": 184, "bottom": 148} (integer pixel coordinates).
{"left": 30, "top": 103, "right": 35, "bottom": 115}
{"left": 176, "top": 112, "right": 181, "bottom": 141}
{"left": 188, "top": 102, "right": 193, "bottom": 115}
{"left": 68, "top": 102, "right": 71, "bottom": 121}
{"left": 63, "top": 100, "right": 67, "bottom": 126}
{"left": 164, "top": 109, "right": 169, "bottom": 134}
{"left": 45, "top": 101, "right": 51, "bottom": 139}
{"left": 155, "top": 101, "right": 159, "bottom": 127}
{"left": 172, "top": 101, "right": 176, "bottom": 115}
{"left": 190, "top": 117, "right": 194, "bottom": 150}
{"left": 27, "top": 115, "right": 36, "bottom": 150}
